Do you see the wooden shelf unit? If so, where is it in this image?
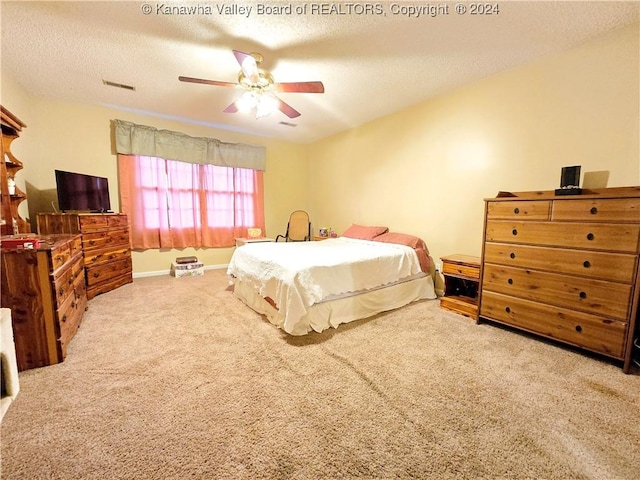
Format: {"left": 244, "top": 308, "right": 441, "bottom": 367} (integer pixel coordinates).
{"left": 440, "top": 254, "right": 480, "bottom": 320}
{"left": 1, "top": 106, "right": 30, "bottom": 236}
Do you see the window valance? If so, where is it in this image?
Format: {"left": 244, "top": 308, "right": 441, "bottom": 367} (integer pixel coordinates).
{"left": 114, "top": 119, "right": 266, "bottom": 171}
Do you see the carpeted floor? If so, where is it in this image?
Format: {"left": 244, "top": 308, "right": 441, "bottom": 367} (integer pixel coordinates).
{"left": 1, "top": 269, "right": 639, "bottom": 479}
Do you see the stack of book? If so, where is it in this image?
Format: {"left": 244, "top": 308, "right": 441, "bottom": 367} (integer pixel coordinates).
{"left": 170, "top": 256, "right": 204, "bottom": 278}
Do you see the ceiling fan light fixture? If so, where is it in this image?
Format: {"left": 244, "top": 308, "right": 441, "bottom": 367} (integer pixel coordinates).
{"left": 256, "top": 94, "right": 278, "bottom": 118}
{"left": 236, "top": 91, "right": 259, "bottom": 112}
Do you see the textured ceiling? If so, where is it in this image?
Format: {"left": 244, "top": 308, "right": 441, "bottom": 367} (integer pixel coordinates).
{"left": 1, "top": 1, "right": 638, "bottom": 143}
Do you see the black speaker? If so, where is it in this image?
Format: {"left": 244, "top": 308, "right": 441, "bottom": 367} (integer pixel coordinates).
{"left": 556, "top": 165, "right": 582, "bottom": 195}
{"left": 560, "top": 165, "right": 581, "bottom": 188}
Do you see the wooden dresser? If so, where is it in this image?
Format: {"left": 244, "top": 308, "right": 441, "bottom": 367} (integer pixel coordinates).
{"left": 0, "top": 234, "right": 87, "bottom": 371}
{"left": 37, "top": 213, "right": 133, "bottom": 299}
{"left": 478, "top": 186, "right": 640, "bottom": 373}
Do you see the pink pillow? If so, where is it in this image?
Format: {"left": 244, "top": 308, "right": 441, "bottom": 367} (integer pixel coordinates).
{"left": 341, "top": 224, "right": 388, "bottom": 240}
{"left": 373, "top": 232, "right": 430, "bottom": 272}
{"left": 373, "top": 232, "right": 428, "bottom": 251}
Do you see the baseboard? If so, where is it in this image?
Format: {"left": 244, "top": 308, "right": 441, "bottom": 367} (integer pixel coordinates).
{"left": 133, "top": 264, "right": 229, "bottom": 279}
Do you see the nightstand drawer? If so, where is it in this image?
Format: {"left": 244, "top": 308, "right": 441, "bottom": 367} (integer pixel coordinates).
{"left": 442, "top": 262, "right": 479, "bottom": 280}
{"left": 480, "top": 291, "right": 627, "bottom": 358}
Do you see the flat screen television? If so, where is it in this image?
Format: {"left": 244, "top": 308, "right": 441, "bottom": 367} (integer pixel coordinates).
{"left": 55, "top": 170, "right": 111, "bottom": 212}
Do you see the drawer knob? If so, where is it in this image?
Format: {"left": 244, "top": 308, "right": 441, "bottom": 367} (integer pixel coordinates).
{"left": 586, "top": 233, "right": 594, "bottom": 241}
{"left": 510, "top": 252, "right": 516, "bottom": 259}
{"left": 583, "top": 260, "right": 591, "bottom": 268}
{"left": 508, "top": 278, "right": 513, "bottom": 285}
{"left": 575, "top": 325, "right": 583, "bottom": 333}
{"left": 512, "top": 229, "right": 518, "bottom": 236}
{"left": 579, "top": 291, "right": 587, "bottom": 299}
{"left": 505, "top": 307, "right": 511, "bottom": 313}
{"left": 590, "top": 207, "right": 598, "bottom": 215}
{"left": 93, "top": 272, "right": 100, "bottom": 278}
{"left": 513, "top": 207, "right": 520, "bottom": 214}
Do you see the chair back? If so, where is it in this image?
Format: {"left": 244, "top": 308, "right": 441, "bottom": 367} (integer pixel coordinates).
{"left": 287, "top": 210, "right": 310, "bottom": 241}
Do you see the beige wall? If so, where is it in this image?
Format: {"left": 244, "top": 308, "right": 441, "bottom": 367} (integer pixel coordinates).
{"left": 308, "top": 23, "right": 640, "bottom": 272}
{"left": 1, "top": 77, "right": 308, "bottom": 274}
{"left": 2, "top": 22, "right": 638, "bottom": 277}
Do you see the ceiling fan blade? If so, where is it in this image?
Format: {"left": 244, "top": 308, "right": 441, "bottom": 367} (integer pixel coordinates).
{"left": 273, "top": 81, "right": 325, "bottom": 94}
{"left": 232, "top": 50, "right": 259, "bottom": 83}
{"left": 179, "top": 76, "right": 236, "bottom": 87}
{"left": 223, "top": 102, "right": 239, "bottom": 114}
{"left": 275, "top": 97, "right": 301, "bottom": 118}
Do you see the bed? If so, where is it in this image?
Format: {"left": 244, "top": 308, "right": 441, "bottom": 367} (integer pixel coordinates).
{"left": 227, "top": 225, "right": 437, "bottom": 335}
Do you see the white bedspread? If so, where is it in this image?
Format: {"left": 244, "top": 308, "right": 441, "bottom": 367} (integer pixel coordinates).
{"left": 227, "top": 237, "right": 424, "bottom": 334}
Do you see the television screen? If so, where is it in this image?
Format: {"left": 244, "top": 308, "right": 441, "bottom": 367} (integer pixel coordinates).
{"left": 55, "top": 170, "right": 111, "bottom": 212}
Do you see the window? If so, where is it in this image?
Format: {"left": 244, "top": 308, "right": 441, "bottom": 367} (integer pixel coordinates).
{"left": 118, "top": 154, "right": 265, "bottom": 249}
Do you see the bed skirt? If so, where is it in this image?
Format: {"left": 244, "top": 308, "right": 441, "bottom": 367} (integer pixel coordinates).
{"left": 231, "top": 274, "right": 437, "bottom": 335}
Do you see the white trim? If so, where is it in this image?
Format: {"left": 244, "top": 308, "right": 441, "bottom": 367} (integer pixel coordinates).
{"left": 132, "top": 263, "right": 228, "bottom": 279}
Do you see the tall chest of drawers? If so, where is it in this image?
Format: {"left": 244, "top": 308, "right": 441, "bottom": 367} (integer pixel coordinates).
{"left": 478, "top": 187, "right": 640, "bottom": 373}
{"left": 0, "top": 234, "right": 87, "bottom": 371}
{"left": 37, "top": 213, "right": 133, "bottom": 299}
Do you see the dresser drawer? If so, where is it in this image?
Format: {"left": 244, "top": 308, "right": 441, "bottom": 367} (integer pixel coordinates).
{"left": 57, "top": 275, "right": 87, "bottom": 359}
{"left": 87, "top": 273, "right": 132, "bottom": 300}
{"left": 482, "top": 264, "right": 632, "bottom": 320}
{"left": 82, "top": 228, "right": 130, "bottom": 253}
{"left": 551, "top": 198, "right": 640, "bottom": 223}
{"left": 480, "top": 291, "right": 627, "bottom": 359}
{"left": 69, "top": 235, "right": 83, "bottom": 256}
{"left": 84, "top": 246, "right": 130, "bottom": 267}
{"left": 78, "top": 215, "right": 109, "bottom": 231}
{"left": 52, "top": 253, "right": 84, "bottom": 306}
{"left": 483, "top": 242, "right": 638, "bottom": 283}
{"left": 108, "top": 215, "right": 129, "bottom": 228}
{"left": 49, "top": 243, "right": 71, "bottom": 272}
{"left": 486, "top": 200, "right": 551, "bottom": 220}
{"left": 485, "top": 220, "right": 640, "bottom": 253}
{"left": 86, "top": 257, "right": 132, "bottom": 287}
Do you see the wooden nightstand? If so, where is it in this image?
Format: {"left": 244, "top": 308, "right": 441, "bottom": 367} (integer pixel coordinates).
{"left": 440, "top": 254, "right": 480, "bottom": 320}
{"left": 234, "top": 237, "right": 274, "bottom": 247}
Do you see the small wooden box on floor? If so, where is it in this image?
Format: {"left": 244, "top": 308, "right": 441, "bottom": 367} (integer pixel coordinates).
{"left": 0, "top": 234, "right": 87, "bottom": 371}
{"left": 440, "top": 254, "right": 480, "bottom": 320}
{"left": 37, "top": 213, "right": 133, "bottom": 299}
{"left": 478, "top": 186, "right": 640, "bottom": 373}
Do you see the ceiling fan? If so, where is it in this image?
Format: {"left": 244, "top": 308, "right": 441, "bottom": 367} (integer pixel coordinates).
{"left": 179, "top": 50, "right": 324, "bottom": 119}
